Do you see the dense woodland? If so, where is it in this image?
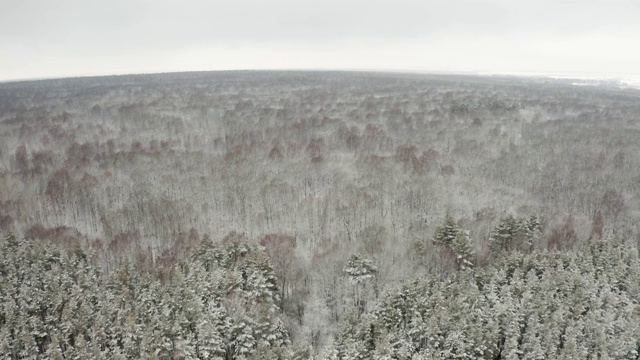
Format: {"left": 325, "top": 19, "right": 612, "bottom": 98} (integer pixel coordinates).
{"left": 1, "top": 71, "right": 640, "bottom": 358}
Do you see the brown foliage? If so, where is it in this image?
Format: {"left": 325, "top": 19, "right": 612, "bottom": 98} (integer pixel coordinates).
{"left": 364, "top": 123, "right": 380, "bottom": 139}
{"left": 268, "top": 145, "right": 284, "bottom": 160}
{"left": 79, "top": 172, "right": 98, "bottom": 190}
{"left": 307, "top": 137, "right": 325, "bottom": 158}
{"left": 130, "top": 141, "right": 143, "bottom": 152}
{"left": 422, "top": 148, "right": 440, "bottom": 162}
{"left": 65, "top": 142, "right": 96, "bottom": 167}
{"left": 31, "top": 150, "right": 55, "bottom": 174}
{"left": 14, "top": 144, "right": 28, "bottom": 171}
{"left": 394, "top": 144, "right": 439, "bottom": 174}
{"left": 395, "top": 144, "right": 417, "bottom": 168}
{"left": 224, "top": 144, "right": 252, "bottom": 162}
{"left": 25, "top": 224, "right": 84, "bottom": 247}
{"left": 602, "top": 189, "right": 625, "bottom": 220}
{"left": 589, "top": 210, "right": 604, "bottom": 241}
{"left": 260, "top": 233, "right": 296, "bottom": 252}
{"left": 223, "top": 231, "right": 248, "bottom": 244}
{"left": 170, "top": 228, "right": 200, "bottom": 259}
{"left": 547, "top": 216, "right": 578, "bottom": 250}
{"left": 440, "top": 164, "right": 455, "bottom": 176}
{"left": 110, "top": 231, "right": 140, "bottom": 254}
{"left": 45, "top": 169, "right": 71, "bottom": 202}
{"left": 345, "top": 128, "right": 361, "bottom": 151}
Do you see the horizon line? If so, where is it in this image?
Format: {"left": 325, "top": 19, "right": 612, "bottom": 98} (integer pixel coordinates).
{"left": 2, "top": 68, "right": 639, "bottom": 87}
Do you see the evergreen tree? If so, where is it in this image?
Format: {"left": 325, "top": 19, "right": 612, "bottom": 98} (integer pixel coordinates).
{"left": 0, "top": 232, "right": 292, "bottom": 359}
{"left": 525, "top": 214, "right": 542, "bottom": 251}
{"left": 521, "top": 316, "right": 545, "bottom": 360}
{"left": 343, "top": 254, "right": 378, "bottom": 317}
{"left": 489, "top": 214, "right": 540, "bottom": 254}
{"left": 432, "top": 215, "right": 474, "bottom": 271}
{"left": 432, "top": 213, "right": 459, "bottom": 248}
{"left": 343, "top": 254, "right": 378, "bottom": 284}
{"left": 329, "top": 237, "right": 640, "bottom": 360}
{"left": 451, "top": 231, "right": 474, "bottom": 270}
{"left": 489, "top": 214, "right": 518, "bottom": 253}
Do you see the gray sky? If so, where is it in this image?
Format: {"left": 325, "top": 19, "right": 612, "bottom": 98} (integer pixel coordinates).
{"left": 2, "top": 0, "right": 639, "bottom": 81}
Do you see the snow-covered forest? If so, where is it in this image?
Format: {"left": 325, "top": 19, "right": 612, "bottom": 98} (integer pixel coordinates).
{"left": 1, "top": 71, "right": 640, "bottom": 358}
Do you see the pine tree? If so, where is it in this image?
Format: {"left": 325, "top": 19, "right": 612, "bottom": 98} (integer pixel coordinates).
{"left": 44, "top": 332, "right": 65, "bottom": 360}
{"left": 521, "top": 317, "right": 545, "bottom": 360}
{"left": 489, "top": 214, "right": 518, "bottom": 254}
{"left": 232, "top": 318, "right": 258, "bottom": 358}
{"left": 432, "top": 215, "right": 474, "bottom": 271}
{"left": 344, "top": 254, "right": 378, "bottom": 317}
{"left": 343, "top": 254, "right": 378, "bottom": 284}
{"left": 451, "top": 231, "right": 474, "bottom": 271}
{"left": 432, "top": 213, "right": 459, "bottom": 248}
{"left": 526, "top": 214, "right": 542, "bottom": 251}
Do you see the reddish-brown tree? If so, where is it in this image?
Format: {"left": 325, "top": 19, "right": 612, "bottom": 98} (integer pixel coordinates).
{"left": 548, "top": 216, "right": 578, "bottom": 250}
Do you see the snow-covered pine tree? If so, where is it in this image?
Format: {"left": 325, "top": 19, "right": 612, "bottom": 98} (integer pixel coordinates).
{"left": 343, "top": 254, "right": 378, "bottom": 285}
{"left": 525, "top": 214, "right": 542, "bottom": 251}
{"left": 489, "top": 214, "right": 518, "bottom": 254}
{"left": 451, "top": 230, "right": 474, "bottom": 271}
{"left": 343, "top": 254, "right": 378, "bottom": 317}
{"left": 432, "top": 215, "right": 474, "bottom": 271}
{"left": 432, "top": 213, "right": 459, "bottom": 248}
{"left": 521, "top": 316, "right": 545, "bottom": 360}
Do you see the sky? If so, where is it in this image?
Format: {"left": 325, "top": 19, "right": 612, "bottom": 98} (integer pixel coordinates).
{"left": 1, "top": 0, "right": 640, "bottom": 82}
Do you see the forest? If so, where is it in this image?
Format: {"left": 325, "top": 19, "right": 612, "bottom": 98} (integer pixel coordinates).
{"left": 1, "top": 71, "right": 640, "bottom": 359}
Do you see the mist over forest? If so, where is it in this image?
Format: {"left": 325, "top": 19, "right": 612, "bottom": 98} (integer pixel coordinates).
{"left": 2, "top": 71, "right": 640, "bottom": 359}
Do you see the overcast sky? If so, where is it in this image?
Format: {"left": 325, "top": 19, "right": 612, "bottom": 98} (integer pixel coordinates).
{"left": 2, "top": 0, "right": 639, "bottom": 81}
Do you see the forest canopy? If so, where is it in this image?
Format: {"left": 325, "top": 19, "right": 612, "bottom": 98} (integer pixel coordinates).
{"left": 1, "top": 71, "right": 640, "bottom": 358}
